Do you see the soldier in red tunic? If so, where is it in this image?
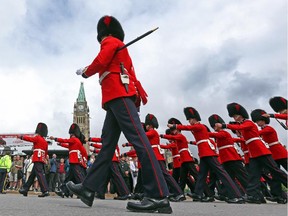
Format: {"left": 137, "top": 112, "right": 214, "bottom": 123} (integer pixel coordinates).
{"left": 50, "top": 124, "right": 86, "bottom": 198}
{"left": 66, "top": 15, "right": 171, "bottom": 213}
{"left": 215, "top": 102, "right": 287, "bottom": 204}
{"left": 208, "top": 114, "right": 249, "bottom": 196}
{"left": 251, "top": 109, "right": 288, "bottom": 170}
{"left": 144, "top": 114, "right": 185, "bottom": 202}
{"left": 18, "top": 123, "right": 49, "bottom": 197}
{"left": 161, "top": 118, "right": 213, "bottom": 202}
{"left": 168, "top": 107, "right": 244, "bottom": 204}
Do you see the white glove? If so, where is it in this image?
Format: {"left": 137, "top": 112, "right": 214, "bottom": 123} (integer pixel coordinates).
{"left": 76, "top": 67, "right": 85, "bottom": 75}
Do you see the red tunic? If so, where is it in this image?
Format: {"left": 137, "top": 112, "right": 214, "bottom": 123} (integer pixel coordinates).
{"left": 160, "top": 142, "right": 182, "bottom": 168}
{"left": 274, "top": 113, "right": 288, "bottom": 126}
{"left": 209, "top": 130, "right": 242, "bottom": 163}
{"left": 226, "top": 120, "right": 271, "bottom": 158}
{"left": 146, "top": 129, "right": 165, "bottom": 161}
{"left": 56, "top": 137, "right": 84, "bottom": 164}
{"left": 176, "top": 123, "right": 218, "bottom": 158}
{"left": 84, "top": 36, "right": 137, "bottom": 108}
{"left": 162, "top": 134, "right": 194, "bottom": 163}
{"left": 258, "top": 125, "right": 288, "bottom": 160}
{"left": 59, "top": 142, "right": 87, "bottom": 168}
{"left": 22, "top": 135, "right": 48, "bottom": 163}
{"left": 90, "top": 137, "right": 102, "bottom": 143}
{"left": 91, "top": 143, "right": 120, "bottom": 162}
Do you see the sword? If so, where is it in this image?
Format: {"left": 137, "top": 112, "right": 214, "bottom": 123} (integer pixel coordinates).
{"left": 116, "top": 27, "right": 159, "bottom": 52}
{"left": 275, "top": 118, "right": 288, "bottom": 130}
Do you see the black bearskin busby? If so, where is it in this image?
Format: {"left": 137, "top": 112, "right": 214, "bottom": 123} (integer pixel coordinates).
{"left": 35, "top": 122, "right": 48, "bottom": 137}
{"left": 145, "top": 114, "right": 159, "bottom": 129}
{"left": 269, "top": 96, "right": 287, "bottom": 113}
{"left": 227, "top": 102, "right": 249, "bottom": 119}
{"left": 69, "top": 123, "right": 81, "bottom": 138}
{"left": 97, "top": 15, "right": 125, "bottom": 43}
{"left": 251, "top": 109, "right": 270, "bottom": 124}
{"left": 183, "top": 107, "right": 201, "bottom": 121}
{"left": 165, "top": 128, "right": 171, "bottom": 135}
{"left": 79, "top": 132, "right": 86, "bottom": 145}
{"left": 168, "top": 117, "right": 182, "bottom": 125}
{"left": 208, "top": 114, "right": 225, "bottom": 128}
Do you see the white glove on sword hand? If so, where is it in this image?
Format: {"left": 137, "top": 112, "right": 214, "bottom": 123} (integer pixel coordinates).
{"left": 76, "top": 67, "right": 86, "bottom": 75}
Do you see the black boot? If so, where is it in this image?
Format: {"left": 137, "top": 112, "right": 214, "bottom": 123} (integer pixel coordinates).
{"left": 19, "top": 188, "right": 28, "bottom": 197}
{"left": 66, "top": 181, "right": 95, "bottom": 207}
{"left": 127, "top": 197, "right": 172, "bottom": 214}
{"left": 169, "top": 194, "right": 186, "bottom": 202}
{"left": 38, "top": 191, "right": 50, "bottom": 197}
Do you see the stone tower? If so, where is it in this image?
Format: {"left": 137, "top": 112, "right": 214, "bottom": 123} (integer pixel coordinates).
{"left": 73, "top": 82, "right": 90, "bottom": 153}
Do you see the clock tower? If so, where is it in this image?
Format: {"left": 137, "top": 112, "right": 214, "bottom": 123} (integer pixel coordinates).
{"left": 73, "top": 82, "right": 90, "bottom": 152}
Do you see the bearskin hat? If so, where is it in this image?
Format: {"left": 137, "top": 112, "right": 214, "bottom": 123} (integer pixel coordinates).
{"left": 79, "top": 132, "right": 86, "bottom": 145}
{"left": 35, "top": 122, "right": 48, "bottom": 137}
{"left": 165, "top": 128, "right": 171, "bottom": 135}
{"left": 145, "top": 114, "right": 159, "bottom": 129}
{"left": 168, "top": 117, "right": 182, "bottom": 125}
{"left": 227, "top": 102, "right": 249, "bottom": 119}
{"left": 97, "top": 15, "right": 125, "bottom": 43}
{"left": 69, "top": 123, "right": 81, "bottom": 138}
{"left": 269, "top": 96, "right": 287, "bottom": 113}
{"left": 251, "top": 109, "right": 270, "bottom": 124}
{"left": 183, "top": 107, "right": 201, "bottom": 121}
{"left": 208, "top": 114, "right": 225, "bottom": 128}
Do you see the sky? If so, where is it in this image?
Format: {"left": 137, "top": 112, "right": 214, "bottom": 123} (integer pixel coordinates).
{"left": 0, "top": 0, "right": 287, "bottom": 156}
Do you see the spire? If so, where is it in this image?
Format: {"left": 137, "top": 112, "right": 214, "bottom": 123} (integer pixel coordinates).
{"left": 77, "top": 82, "right": 86, "bottom": 102}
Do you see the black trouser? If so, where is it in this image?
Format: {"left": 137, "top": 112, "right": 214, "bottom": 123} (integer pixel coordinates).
{"left": 172, "top": 167, "right": 180, "bottom": 183}
{"left": 110, "top": 162, "right": 131, "bottom": 196}
{"left": 83, "top": 97, "right": 169, "bottom": 198}
{"left": 275, "top": 158, "right": 288, "bottom": 171}
{"left": 0, "top": 169, "right": 7, "bottom": 192}
{"left": 195, "top": 156, "right": 242, "bottom": 199}
{"left": 23, "top": 162, "right": 48, "bottom": 193}
{"left": 247, "top": 155, "right": 287, "bottom": 198}
{"left": 61, "top": 164, "right": 86, "bottom": 195}
{"left": 134, "top": 168, "right": 143, "bottom": 194}
{"left": 158, "top": 160, "right": 183, "bottom": 196}
{"left": 222, "top": 160, "right": 249, "bottom": 195}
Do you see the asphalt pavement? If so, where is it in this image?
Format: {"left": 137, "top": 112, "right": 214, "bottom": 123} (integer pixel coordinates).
{"left": 0, "top": 193, "right": 287, "bottom": 216}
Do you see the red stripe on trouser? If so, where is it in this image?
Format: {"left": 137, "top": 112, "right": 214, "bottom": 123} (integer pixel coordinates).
{"left": 122, "top": 98, "right": 164, "bottom": 197}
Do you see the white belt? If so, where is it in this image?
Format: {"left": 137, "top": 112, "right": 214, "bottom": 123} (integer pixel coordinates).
{"left": 196, "top": 139, "right": 208, "bottom": 145}
{"left": 179, "top": 148, "right": 189, "bottom": 153}
{"left": 245, "top": 137, "right": 260, "bottom": 145}
{"left": 99, "top": 71, "right": 111, "bottom": 85}
{"left": 172, "top": 154, "right": 180, "bottom": 158}
{"left": 268, "top": 141, "right": 280, "bottom": 147}
{"left": 151, "top": 145, "right": 158, "bottom": 148}
{"left": 243, "top": 150, "right": 249, "bottom": 154}
{"left": 69, "top": 150, "right": 79, "bottom": 154}
{"left": 33, "top": 149, "right": 45, "bottom": 152}
{"left": 33, "top": 149, "right": 45, "bottom": 157}
{"left": 218, "top": 145, "right": 234, "bottom": 150}
{"left": 196, "top": 139, "right": 215, "bottom": 150}
{"left": 69, "top": 150, "right": 81, "bottom": 159}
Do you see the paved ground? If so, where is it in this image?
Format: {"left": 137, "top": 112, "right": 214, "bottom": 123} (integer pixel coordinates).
{"left": 0, "top": 192, "right": 287, "bottom": 216}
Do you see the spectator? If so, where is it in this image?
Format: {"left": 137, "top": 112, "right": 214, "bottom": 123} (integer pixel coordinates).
{"left": 49, "top": 154, "right": 58, "bottom": 192}
{"left": 57, "top": 158, "right": 66, "bottom": 190}
{"left": 119, "top": 155, "right": 131, "bottom": 191}
{"left": 0, "top": 147, "right": 12, "bottom": 194}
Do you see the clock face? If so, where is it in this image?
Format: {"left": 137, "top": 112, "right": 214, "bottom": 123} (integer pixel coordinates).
{"left": 78, "top": 105, "right": 84, "bottom": 111}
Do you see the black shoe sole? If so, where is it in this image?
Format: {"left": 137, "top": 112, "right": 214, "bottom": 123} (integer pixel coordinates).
{"left": 126, "top": 206, "right": 173, "bottom": 214}
{"left": 66, "top": 183, "right": 93, "bottom": 207}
